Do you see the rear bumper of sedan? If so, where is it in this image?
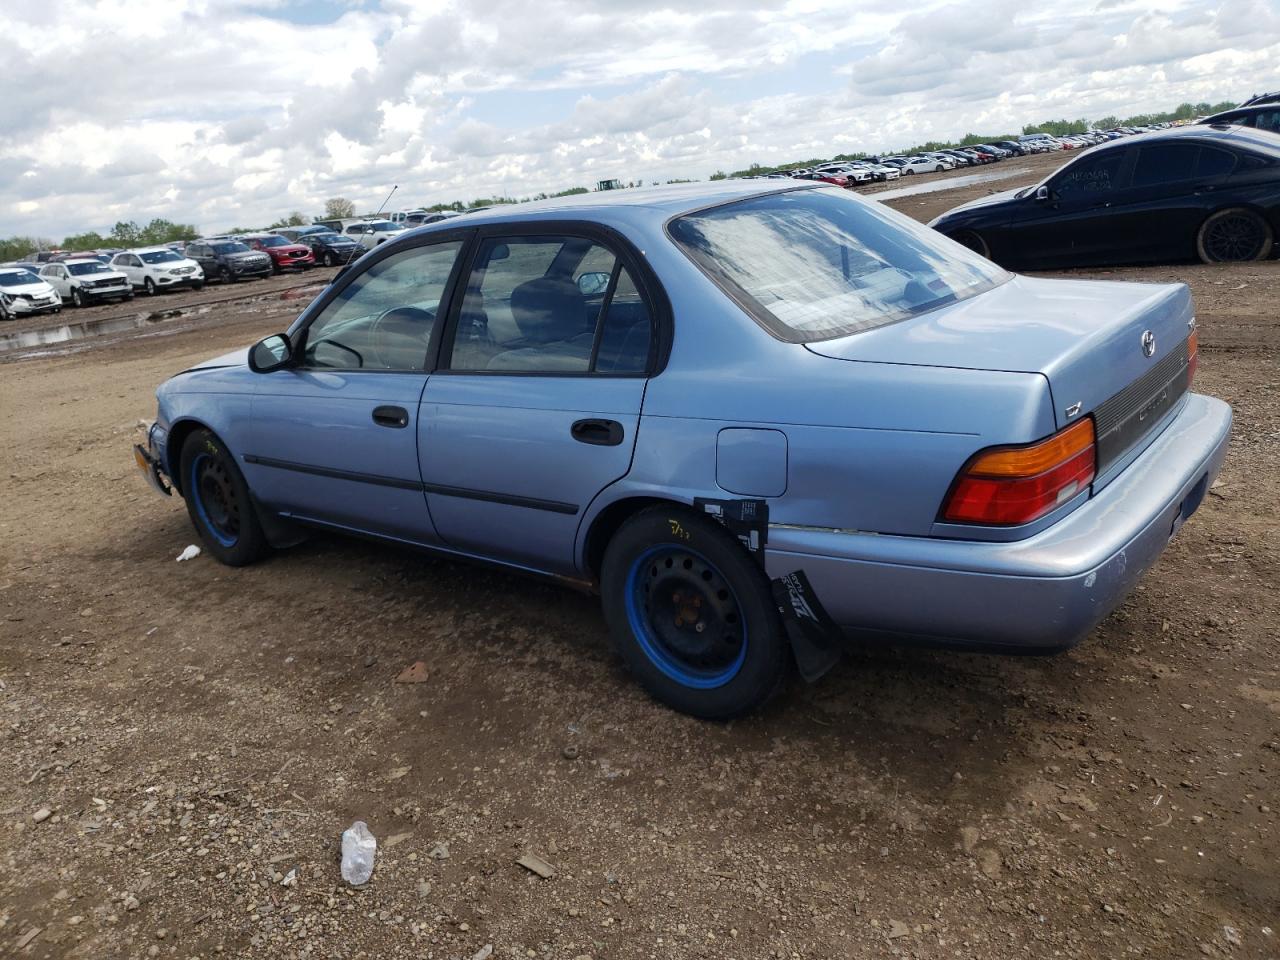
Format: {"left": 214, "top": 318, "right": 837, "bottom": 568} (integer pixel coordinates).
{"left": 765, "top": 394, "right": 1232, "bottom": 653}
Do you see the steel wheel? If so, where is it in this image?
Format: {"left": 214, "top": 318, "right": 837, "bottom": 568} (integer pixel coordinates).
{"left": 189, "top": 452, "right": 241, "bottom": 548}
{"left": 625, "top": 545, "right": 747, "bottom": 689}
{"left": 1197, "top": 208, "right": 1273, "bottom": 263}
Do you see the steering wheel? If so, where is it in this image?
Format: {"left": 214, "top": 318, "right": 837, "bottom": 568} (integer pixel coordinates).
{"left": 367, "top": 306, "right": 435, "bottom": 369}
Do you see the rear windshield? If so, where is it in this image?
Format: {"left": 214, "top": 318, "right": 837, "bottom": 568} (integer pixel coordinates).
{"left": 668, "top": 188, "right": 1009, "bottom": 342}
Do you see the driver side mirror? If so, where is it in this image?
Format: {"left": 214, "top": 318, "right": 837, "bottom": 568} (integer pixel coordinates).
{"left": 1035, "top": 185, "right": 1052, "bottom": 202}
{"left": 249, "top": 334, "right": 294, "bottom": 373}
{"left": 577, "top": 271, "right": 611, "bottom": 296}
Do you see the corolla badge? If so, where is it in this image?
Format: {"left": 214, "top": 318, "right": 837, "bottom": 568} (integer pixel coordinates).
{"left": 1141, "top": 330, "right": 1156, "bottom": 357}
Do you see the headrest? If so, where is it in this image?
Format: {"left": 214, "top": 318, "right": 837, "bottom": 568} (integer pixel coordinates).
{"left": 509, "top": 276, "right": 586, "bottom": 344}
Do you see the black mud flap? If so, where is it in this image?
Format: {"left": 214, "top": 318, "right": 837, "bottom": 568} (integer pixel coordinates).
{"left": 250, "top": 493, "right": 309, "bottom": 549}
{"left": 772, "top": 570, "right": 843, "bottom": 683}
{"left": 693, "top": 497, "right": 768, "bottom": 562}
{"left": 694, "top": 497, "right": 841, "bottom": 683}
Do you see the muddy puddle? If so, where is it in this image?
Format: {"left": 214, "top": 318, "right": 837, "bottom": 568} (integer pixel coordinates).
{"left": 872, "top": 165, "right": 1034, "bottom": 201}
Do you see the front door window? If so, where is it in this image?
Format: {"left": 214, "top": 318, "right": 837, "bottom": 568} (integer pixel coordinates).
{"left": 301, "top": 241, "right": 463, "bottom": 371}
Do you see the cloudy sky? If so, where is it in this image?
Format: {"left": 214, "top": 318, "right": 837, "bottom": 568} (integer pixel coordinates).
{"left": 2, "top": 0, "right": 1277, "bottom": 239}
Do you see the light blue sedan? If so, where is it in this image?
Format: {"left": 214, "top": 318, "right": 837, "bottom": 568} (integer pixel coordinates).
{"left": 134, "top": 182, "right": 1231, "bottom": 717}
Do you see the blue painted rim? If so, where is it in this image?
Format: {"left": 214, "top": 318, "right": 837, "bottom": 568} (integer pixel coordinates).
{"left": 190, "top": 452, "right": 238, "bottom": 548}
{"left": 624, "top": 544, "right": 747, "bottom": 690}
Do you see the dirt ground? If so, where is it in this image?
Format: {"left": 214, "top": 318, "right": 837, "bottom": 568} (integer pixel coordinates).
{"left": 2, "top": 153, "right": 1277, "bottom": 960}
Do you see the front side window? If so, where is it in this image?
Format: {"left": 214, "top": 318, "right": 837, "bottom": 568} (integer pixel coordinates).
{"left": 668, "top": 188, "right": 1008, "bottom": 343}
{"left": 1052, "top": 150, "right": 1128, "bottom": 197}
{"left": 301, "top": 241, "right": 463, "bottom": 371}
{"left": 446, "top": 235, "right": 652, "bottom": 374}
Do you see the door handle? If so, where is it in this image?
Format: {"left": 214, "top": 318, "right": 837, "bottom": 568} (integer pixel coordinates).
{"left": 372, "top": 405, "right": 409, "bottom": 428}
{"left": 571, "top": 418, "right": 624, "bottom": 446}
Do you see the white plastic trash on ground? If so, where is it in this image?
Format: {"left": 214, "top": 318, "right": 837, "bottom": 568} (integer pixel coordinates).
{"left": 341, "top": 821, "right": 376, "bottom": 885}
{"left": 176, "top": 545, "right": 202, "bottom": 562}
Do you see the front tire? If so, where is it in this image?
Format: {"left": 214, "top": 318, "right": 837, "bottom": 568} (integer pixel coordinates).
{"left": 144, "top": 277, "right": 156, "bottom": 296}
{"left": 600, "top": 507, "right": 789, "bottom": 719}
{"left": 1196, "top": 207, "right": 1273, "bottom": 263}
{"left": 950, "top": 229, "right": 991, "bottom": 259}
{"left": 72, "top": 287, "right": 86, "bottom": 308}
{"left": 178, "top": 429, "right": 268, "bottom": 566}
{"left": 324, "top": 251, "right": 336, "bottom": 267}
{"left": 219, "top": 266, "right": 233, "bottom": 284}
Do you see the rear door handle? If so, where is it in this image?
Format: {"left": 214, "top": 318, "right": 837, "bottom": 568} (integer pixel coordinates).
{"left": 372, "top": 405, "right": 409, "bottom": 428}
{"left": 571, "top": 418, "right": 624, "bottom": 446}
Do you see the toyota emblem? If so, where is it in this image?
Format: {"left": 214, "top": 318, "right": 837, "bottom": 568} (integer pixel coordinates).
{"left": 1141, "top": 330, "right": 1156, "bottom": 357}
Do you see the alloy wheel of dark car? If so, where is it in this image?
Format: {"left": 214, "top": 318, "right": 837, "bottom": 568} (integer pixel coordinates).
{"left": 1196, "top": 208, "right": 1274, "bottom": 263}
{"left": 324, "top": 252, "right": 336, "bottom": 267}
{"left": 600, "top": 506, "right": 789, "bottom": 719}
{"left": 219, "top": 266, "right": 233, "bottom": 283}
{"left": 179, "top": 429, "right": 268, "bottom": 566}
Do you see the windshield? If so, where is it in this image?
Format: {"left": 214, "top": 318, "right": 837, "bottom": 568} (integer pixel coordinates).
{"left": 140, "top": 250, "right": 182, "bottom": 264}
{"left": 68, "top": 261, "right": 111, "bottom": 275}
{"left": 258, "top": 236, "right": 289, "bottom": 247}
{"left": 212, "top": 242, "right": 251, "bottom": 254}
{"left": 0, "top": 270, "right": 40, "bottom": 286}
{"left": 365, "top": 221, "right": 398, "bottom": 232}
{"left": 314, "top": 232, "right": 351, "bottom": 243}
{"left": 668, "top": 188, "right": 1009, "bottom": 343}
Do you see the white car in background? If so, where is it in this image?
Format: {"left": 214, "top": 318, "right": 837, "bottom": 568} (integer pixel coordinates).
{"left": 111, "top": 247, "right": 205, "bottom": 295}
{"left": 896, "top": 155, "right": 949, "bottom": 175}
{"left": 815, "top": 163, "right": 873, "bottom": 184}
{"left": 39, "top": 259, "right": 133, "bottom": 308}
{"left": 341, "top": 219, "right": 407, "bottom": 250}
{"left": 855, "top": 161, "right": 900, "bottom": 182}
{"left": 0, "top": 267, "right": 62, "bottom": 319}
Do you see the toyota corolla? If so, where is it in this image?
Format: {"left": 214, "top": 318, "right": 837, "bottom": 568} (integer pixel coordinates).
{"left": 134, "top": 182, "right": 1231, "bottom": 718}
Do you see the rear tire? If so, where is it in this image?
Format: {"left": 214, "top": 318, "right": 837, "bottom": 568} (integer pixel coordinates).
{"left": 1196, "top": 207, "right": 1273, "bottom": 263}
{"left": 600, "top": 506, "right": 789, "bottom": 719}
{"left": 178, "top": 429, "right": 268, "bottom": 567}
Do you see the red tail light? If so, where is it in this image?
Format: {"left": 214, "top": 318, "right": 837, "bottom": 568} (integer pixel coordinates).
{"left": 1187, "top": 328, "right": 1198, "bottom": 385}
{"left": 942, "top": 418, "right": 1096, "bottom": 526}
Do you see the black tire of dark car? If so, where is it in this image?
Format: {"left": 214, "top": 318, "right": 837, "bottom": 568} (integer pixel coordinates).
{"left": 1196, "top": 207, "right": 1274, "bottom": 264}
{"left": 599, "top": 506, "right": 790, "bottom": 719}
{"left": 324, "top": 251, "right": 336, "bottom": 267}
{"left": 178, "top": 428, "right": 268, "bottom": 566}
{"left": 144, "top": 277, "right": 156, "bottom": 296}
{"left": 192, "top": 281, "right": 204, "bottom": 291}
{"left": 950, "top": 229, "right": 991, "bottom": 259}
{"left": 219, "top": 266, "right": 234, "bottom": 283}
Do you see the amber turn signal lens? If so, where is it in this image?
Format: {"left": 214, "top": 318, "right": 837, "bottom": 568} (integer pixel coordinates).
{"left": 1187, "top": 328, "right": 1198, "bottom": 385}
{"left": 965, "top": 418, "right": 1096, "bottom": 478}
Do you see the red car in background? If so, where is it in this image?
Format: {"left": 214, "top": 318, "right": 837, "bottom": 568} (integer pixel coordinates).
{"left": 237, "top": 234, "right": 315, "bottom": 273}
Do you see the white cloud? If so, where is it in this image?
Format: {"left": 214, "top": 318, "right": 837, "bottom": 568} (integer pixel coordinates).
{"left": 0, "top": 0, "right": 1276, "bottom": 238}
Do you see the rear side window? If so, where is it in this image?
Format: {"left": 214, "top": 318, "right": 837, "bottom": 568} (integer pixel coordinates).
{"left": 1132, "top": 145, "right": 1199, "bottom": 187}
{"left": 446, "top": 235, "right": 652, "bottom": 375}
{"left": 1054, "top": 150, "right": 1128, "bottom": 196}
{"left": 668, "top": 188, "right": 1008, "bottom": 343}
{"left": 1255, "top": 110, "right": 1280, "bottom": 133}
{"left": 1197, "top": 147, "right": 1237, "bottom": 177}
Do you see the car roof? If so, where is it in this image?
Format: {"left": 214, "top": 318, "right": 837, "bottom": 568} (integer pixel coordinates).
{"left": 61, "top": 258, "right": 104, "bottom": 265}
{"left": 422, "top": 179, "right": 818, "bottom": 228}
{"left": 127, "top": 246, "right": 180, "bottom": 254}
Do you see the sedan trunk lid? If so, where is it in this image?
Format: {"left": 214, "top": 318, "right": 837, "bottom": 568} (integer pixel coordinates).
{"left": 805, "top": 274, "right": 1195, "bottom": 469}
